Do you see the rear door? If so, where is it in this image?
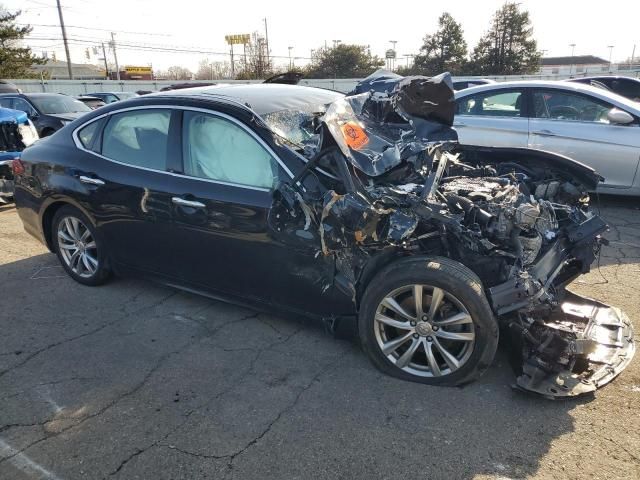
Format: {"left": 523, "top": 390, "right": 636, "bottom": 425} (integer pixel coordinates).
{"left": 73, "top": 107, "right": 180, "bottom": 276}
{"left": 528, "top": 89, "right": 640, "bottom": 189}
{"left": 454, "top": 88, "right": 529, "bottom": 147}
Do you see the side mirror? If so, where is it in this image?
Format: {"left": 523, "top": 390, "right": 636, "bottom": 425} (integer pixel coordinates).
{"left": 607, "top": 108, "right": 634, "bottom": 125}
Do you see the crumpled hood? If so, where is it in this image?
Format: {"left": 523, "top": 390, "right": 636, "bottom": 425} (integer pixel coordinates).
{"left": 323, "top": 72, "right": 458, "bottom": 177}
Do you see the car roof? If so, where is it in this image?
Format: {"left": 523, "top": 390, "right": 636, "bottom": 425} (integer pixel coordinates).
{"left": 454, "top": 80, "right": 640, "bottom": 112}
{"left": 153, "top": 83, "right": 344, "bottom": 116}
{"left": 569, "top": 76, "right": 640, "bottom": 83}
{"left": 0, "top": 92, "right": 67, "bottom": 98}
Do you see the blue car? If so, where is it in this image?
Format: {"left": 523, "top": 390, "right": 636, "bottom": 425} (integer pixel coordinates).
{"left": 0, "top": 108, "right": 39, "bottom": 203}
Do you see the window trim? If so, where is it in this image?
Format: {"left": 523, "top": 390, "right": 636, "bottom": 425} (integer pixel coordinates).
{"left": 456, "top": 88, "right": 528, "bottom": 118}
{"left": 71, "top": 104, "right": 295, "bottom": 193}
{"left": 530, "top": 88, "right": 620, "bottom": 125}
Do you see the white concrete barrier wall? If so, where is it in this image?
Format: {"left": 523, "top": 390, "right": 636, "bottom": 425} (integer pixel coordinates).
{"left": 6, "top": 72, "right": 640, "bottom": 95}
{"left": 6, "top": 78, "right": 362, "bottom": 95}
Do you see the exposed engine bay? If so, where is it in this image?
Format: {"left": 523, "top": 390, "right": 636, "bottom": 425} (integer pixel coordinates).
{"left": 268, "top": 71, "right": 634, "bottom": 398}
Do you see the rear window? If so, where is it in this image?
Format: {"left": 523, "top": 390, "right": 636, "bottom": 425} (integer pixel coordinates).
{"left": 101, "top": 109, "right": 171, "bottom": 170}
{"left": 78, "top": 120, "right": 101, "bottom": 149}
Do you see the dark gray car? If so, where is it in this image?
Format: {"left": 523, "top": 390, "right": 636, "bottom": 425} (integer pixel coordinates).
{"left": 0, "top": 93, "right": 91, "bottom": 137}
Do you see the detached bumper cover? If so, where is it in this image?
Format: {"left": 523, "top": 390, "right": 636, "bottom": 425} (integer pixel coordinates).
{"left": 515, "top": 292, "right": 635, "bottom": 398}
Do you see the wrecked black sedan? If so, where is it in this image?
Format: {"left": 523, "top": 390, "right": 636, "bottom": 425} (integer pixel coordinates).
{"left": 13, "top": 75, "right": 634, "bottom": 398}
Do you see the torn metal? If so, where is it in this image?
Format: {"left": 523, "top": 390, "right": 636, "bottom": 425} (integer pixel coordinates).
{"left": 272, "top": 70, "right": 634, "bottom": 398}
{"left": 0, "top": 108, "right": 38, "bottom": 202}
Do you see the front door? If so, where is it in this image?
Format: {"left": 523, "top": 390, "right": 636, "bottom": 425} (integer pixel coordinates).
{"left": 528, "top": 89, "right": 640, "bottom": 189}
{"left": 165, "top": 109, "right": 337, "bottom": 312}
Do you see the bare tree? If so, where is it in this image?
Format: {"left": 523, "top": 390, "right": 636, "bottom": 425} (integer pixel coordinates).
{"left": 158, "top": 65, "right": 192, "bottom": 80}
{"left": 236, "top": 32, "right": 274, "bottom": 80}
{"left": 195, "top": 59, "right": 232, "bottom": 80}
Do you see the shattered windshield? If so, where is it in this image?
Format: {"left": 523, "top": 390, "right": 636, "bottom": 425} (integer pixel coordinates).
{"left": 261, "top": 109, "right": 319, "bottom": 147}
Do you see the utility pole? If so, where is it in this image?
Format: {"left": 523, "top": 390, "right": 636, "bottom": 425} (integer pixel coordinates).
{"left": 229, "top": 44, "right": 235, "bottom": 77}
{"left": 631, "top": 45, "right": 636, "bottom": 71}
{"left": 110, "top": 32, "right": 120, "bottom": 81}
{"left": 263, "top": 18, "right": 270, "bottom": 71}
{"left": 288, "top": 47, "right": 293, "bottom": 70}
{"left": 389, "top": 40, "right": 397, "bottom": 70}
{"left": 101, "top": 42, "right": 109, "bottom": 79}
{"left": 539, "top": 49, "right": 548, "bottom": 75}
{"left": 569, "top": 43, "right": 576, "bottom": 76}
{"left": 55, "top": 0, "right": 73, "bottom": 79}
{"left": 607, "top": 45, "right": 615, "bottom": 72}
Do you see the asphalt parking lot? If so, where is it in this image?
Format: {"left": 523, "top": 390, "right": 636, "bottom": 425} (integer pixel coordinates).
{"left": 1, "top": 197, "right": 639, "bottom": 480}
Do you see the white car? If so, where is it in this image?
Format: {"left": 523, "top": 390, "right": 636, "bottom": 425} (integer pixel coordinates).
{"left": 454, "top": 81, "right": 640, "bottom": 195}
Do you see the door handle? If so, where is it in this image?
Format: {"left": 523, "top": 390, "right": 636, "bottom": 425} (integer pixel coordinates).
{"left": 532, "top": 129, "right": 556, "bottom": 137}
{"left": 453, "top": 122, "right": 466, "bottom": 127}
{"left": 172, "top": 196, "right": 205, "bottom": 209}
{"left": 79, "top": 175, "right": 105, "bottom": 186}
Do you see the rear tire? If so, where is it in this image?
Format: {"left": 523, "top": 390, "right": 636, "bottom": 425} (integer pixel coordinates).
{"left": 359, "top": 256, "right": 498, "bottom": 386}
{"left": 52, "top": 205, "right": 111, "bottom": 286}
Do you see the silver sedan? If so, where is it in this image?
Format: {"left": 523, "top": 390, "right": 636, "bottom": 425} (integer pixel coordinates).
{"left": 454, "top": 81, "right": 640, "bottom": 195}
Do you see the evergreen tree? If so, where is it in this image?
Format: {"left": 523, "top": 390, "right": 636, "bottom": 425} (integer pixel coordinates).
{"left": 413, "top": 13, "right": 468, "bottom": 75}
{"left": 469, "top": 2, "right": 540, "bottom": 75}
{"left": 305, "top": 44, "right": 384, "bottom": 78}
{"left": 0, "top": 8, "right": 45, "bottom": 78}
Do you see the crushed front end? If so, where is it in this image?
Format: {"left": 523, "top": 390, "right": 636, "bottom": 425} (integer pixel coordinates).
{"left": 268, "top": 71, "right": 634, "bottom": 397}
{"left": 0, "top": 108, "right": 38, "bottom": 203}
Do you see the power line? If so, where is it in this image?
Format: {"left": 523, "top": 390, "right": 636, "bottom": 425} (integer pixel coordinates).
{"left": 26, "top": 35, "right": 316, "bottom": 60}
{"left": 17, "top": 22, "right": 171, "bottom": 37}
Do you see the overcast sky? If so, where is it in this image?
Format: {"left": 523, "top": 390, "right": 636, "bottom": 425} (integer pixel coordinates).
{"left": 8, "top": 0, "right": 640, "bottom": 72}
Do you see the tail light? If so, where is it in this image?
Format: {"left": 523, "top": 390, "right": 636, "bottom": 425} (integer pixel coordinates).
{"left": 11, "top": 158, "right": 25, "bottom": 175}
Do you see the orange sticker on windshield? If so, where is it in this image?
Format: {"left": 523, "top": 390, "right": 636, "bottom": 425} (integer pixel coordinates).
{"left": 341, "top": 121, "right": 369, "bottom": 150}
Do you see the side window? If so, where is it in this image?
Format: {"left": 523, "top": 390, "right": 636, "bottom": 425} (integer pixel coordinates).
{"left": 102, "top": 109, "right": 171, "bottom": 170}
{"left": 78, "top": 120, "right": 102, "bottom": 150}
{"left": 0, "top": 97, "right": 12, "bottom": 108}
{"left": 532, "top": 90, "right": 612, "bottom": 123}
{"left": 13, "top": 98, "right": 37, "bottom": 116}
{"left": 106, "top": 95, "right": 118, "bottom": 104}
{"left": 457, "top": 90, "right": 524, "bottom": 117}
{"left": 182, "top": 111, "right": 277, "bottom": 189}
{"left": 613, "top": 80, "right": 640, "bottom": 100}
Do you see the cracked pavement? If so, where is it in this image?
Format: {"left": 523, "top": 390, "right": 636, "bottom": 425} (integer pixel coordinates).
{"left": 1, "top": 197, "right": 639, "bottom": 480}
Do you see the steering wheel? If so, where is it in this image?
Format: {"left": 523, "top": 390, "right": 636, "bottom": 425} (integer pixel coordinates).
{"left": 548, "top": 105, "right": 580, "bottom": 120}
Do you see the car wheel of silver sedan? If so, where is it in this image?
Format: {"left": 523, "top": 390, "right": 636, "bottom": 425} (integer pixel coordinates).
{"left": 359, "top": 256, "right": 498, "bottom": 386}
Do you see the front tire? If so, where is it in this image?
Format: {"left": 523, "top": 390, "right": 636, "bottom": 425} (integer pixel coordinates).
{"left": 52, "top": 205, "right": 111, "bottom": 286}
{"left": 359, "top": 256, "right": 498, "bottom": 386}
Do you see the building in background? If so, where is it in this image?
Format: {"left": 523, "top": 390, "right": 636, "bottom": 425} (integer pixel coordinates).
{"left": 109, "top": 66, "right": 154, "bottom": 81}
{"left": 539, "top": 55, "right": 609, "bottom": 76}
{"left": 30, "top": 60, "right": 106, "bottom": 80}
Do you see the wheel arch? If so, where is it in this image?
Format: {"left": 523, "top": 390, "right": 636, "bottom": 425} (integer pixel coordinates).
{"left": 41, "top": 197, "right": 97, "bottom": 252}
